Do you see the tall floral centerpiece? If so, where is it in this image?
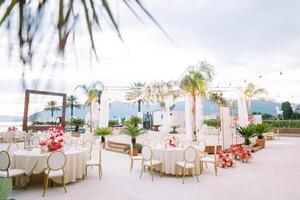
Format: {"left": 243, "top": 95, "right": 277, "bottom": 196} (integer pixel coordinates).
{"left": 39, "top": 127, "right": 65, "bottom": 153}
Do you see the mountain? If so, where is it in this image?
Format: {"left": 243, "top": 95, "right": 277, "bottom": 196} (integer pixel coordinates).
{"left": 0, "top": 100, "right": 281, "bottom": 122}
{"left": 0, "top": 115, "right": 23, "bottom": 122}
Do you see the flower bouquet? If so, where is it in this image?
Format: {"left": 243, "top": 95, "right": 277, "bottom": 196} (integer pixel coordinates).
{"left": 164, "top": 135, "right": 179, "bottom": 148}
{"left": 39, "top": 128, "right": 65, "bottom": 152}
{"left": 218, "top": 151, "right": 234, "bottom": 168}
{"left": 231, "top": 145, "right": 252, "bottom": 163}
{"left": 7, "top": 126, "right": 17, "bottom": 132}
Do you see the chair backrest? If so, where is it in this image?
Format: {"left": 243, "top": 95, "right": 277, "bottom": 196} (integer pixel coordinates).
{"left": 47, "top": 151, "right": 66, "bottom": 171}
{"left": 31, "top": 136, "right": 40, "bottom": 147}
{"left": 7, "top": 143, "right": 19, "bottom": 156}
{"left": 141, "top": 145, "right": 152, "bottom": 161}
{"left": 198, "top": 140, "right": 206, "bottom": 152}
{"left": 0, "top": 150, "right": 10, "bottom": 171}
{"left": 184, "top": 146, "right": 197, "bottom": 163}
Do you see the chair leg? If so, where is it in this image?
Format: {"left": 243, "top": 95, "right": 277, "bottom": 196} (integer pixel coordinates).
{"left": 150, "top": 166, "right": 154, "bottom": 182}
{"left": 62, "top": 176, "right": 67, "bottom": 193}
{"left": 130, "top": 160, "right": 133, "bottom": 172}
{"left": 140, "top": 165, "right": 144, "bottom": 178}
{"left": 42, "top": 176, "right": 49, "bottom": 197}
{"left": 182, "top": 168, "right": 186, "bottom": 184}
{"left": 98, "top": 166, "right": 102, "bottom": 180}
{"left": 160, "top": 164, "right": 163, "bottom": 177}
{"left": 175, "top": 165, "right": 178, "bottom": 178}
{"left": 195, "top": 169, "right": 199, "bottom": 183}
{"left": 205, "top": 162, "right": 208, "bottom": 168}
{"left": 214, "top": 162, "right": 218, "bottom": 176}
{"left": 85, "top": 166, "right": 88, "bottom": 178}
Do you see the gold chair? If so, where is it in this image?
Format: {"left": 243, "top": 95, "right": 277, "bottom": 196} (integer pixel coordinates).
{"left": 198, "top": 140, "right": 208, "bottom": 168}
{"left": 7, "top": 143, "right": 19, "bottom": 161}
{"left": 129, "top": 144, "right": 142, "bottom": 172}
{"left": 84, "top": 140, "right": 93, "bottom": 160}
{"left": 175, "top": 146, "right": 199, "bottom": 184}
{"left": 85, "top": 144, "right": 103, "bottom": 180}
{"left": 200, "top": 145, "right": 218, "bottom": 176}
{"left": 0, "top": 150, "right": 25, "bottom": 185}
{"left": 31, "top": 136, "right": 40, "bottom": 148}
{"left": 140, "top": 145, "right": 163, "bottom": 181}
{"left": 43, "top": 151, "right": 67, "bottom": 196}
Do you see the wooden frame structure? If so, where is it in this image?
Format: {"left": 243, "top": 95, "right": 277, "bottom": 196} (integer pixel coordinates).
{"left": 22, "top": 90, "right": 66, "bottom": 132}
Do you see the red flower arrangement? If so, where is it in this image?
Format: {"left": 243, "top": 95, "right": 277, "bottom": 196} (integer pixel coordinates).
{"left": 218, "top": 151, "right": 234, "bottom": 168}
{"left": 231, "top": 145, "right": 252, "bottom": 163}
{"left": 39, "top": 128, "right": 65, "bottom": 152}
{"left": 7, "top": 126, "right": 17, "bottom": 132}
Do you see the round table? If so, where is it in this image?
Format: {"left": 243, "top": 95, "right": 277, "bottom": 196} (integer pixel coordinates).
{"left": 0, "top": 131, "right": 19, "bottom": 143}
{"left": 12, "top": 147, "right": 88, "bottom": 186}
{"left": 152, "top": 146, "right": 201, "bottom": 175}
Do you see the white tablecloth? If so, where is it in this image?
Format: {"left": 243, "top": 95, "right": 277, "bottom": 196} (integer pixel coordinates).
{"left": 152, "top": 147, "right": 201, "bottom": 175}
{"left": 12, "top": 148, "right": 88, "bottom": 185}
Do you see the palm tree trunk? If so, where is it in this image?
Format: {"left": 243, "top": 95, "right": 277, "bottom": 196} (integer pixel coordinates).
{"left": 138, "top": 100, "right": 141, "bottom": 112}
{"left": 71, "top": 105, "right": 74, "bottom": 118}
{"left": 192, "top": 95, "right": 196, "bottom": 134}
{"left": 248, "top": 98, "right": 252, "bottom": 115}
{"left": 90, "top": 103, "right": 93, "bottom": 132}
{"left": 51, "top": 110, "right": 54, "bottom": 117}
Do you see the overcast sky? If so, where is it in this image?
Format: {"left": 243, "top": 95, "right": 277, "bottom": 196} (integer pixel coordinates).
{"left": 0, "top": 0, "right": 300, "bottom": 116}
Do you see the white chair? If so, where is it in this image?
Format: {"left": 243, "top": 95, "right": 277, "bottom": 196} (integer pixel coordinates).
{"left": 140, "top": 145, "right": 163, "bottom": 181}
{"left": 84, "top": 141, "right": 93, "bottom": 160}
{"left": 175, "top": 146, "right": 199, "bottom": 184}
{"left": 129, "top": 144, "right": 142, "bottom": 172}
{"left": 0, "top": 150, "right": 25, "bottom": 180}
{"left": 7, "top": 143, "right": 19, "bottom": 161}
{"left": 43, "top": 151, "right": 67, "bottom": 196}
{"left": 85, "top": 144, "right": 102, "bottom": 180}
{"left": 31, "top": 136, "right": 40, "bottom": 148}
{"left": 200, "top": 145, "right": 218, "bottom": 176}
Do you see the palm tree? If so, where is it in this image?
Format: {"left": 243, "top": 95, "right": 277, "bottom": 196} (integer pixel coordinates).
{"left": 0, "top": 1, "right": 170, "bottom": 65}
{"left": 44, "top": 101, "right": 60, "bottom": 117}
{"left": 76, "top": 81, "right": 104, "bottom": 131}
{"left": 180, "top": 61, "right": 214, "bottom": 134}
{"left": 66, "top": 95, "right": 81, "bottom": 119}
{"left": 126, "top": 82, "right": 146, "bottom": 112}
{"left": 208, "top": 92, "right": 228, "bottom": 107}
{"left": 244, "top": 83, "right": 267, "bottom": 115}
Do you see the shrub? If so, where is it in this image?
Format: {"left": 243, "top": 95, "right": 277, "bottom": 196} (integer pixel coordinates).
{"left": 108, "top": 120, "right": 119, "bottom": 127}
{"left": 204, "top": 119, "right": 221, "bottom": 128}
{"left": 263, "top": 120, "right": 300, "bottom": 128}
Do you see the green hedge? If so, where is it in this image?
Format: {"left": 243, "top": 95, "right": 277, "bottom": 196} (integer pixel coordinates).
{"left": 263, "top": 120, "right": 300, "bottom": 128}
{"left": 204, "top": 119, "right": 221, "bottom": 128}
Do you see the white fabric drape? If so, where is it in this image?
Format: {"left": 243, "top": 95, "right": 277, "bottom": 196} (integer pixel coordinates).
{"left": 195, "top": 95, "right": 204, "bottom": 134}
{"left": 220, "top": 106, "right": 232, "bottom": 149}
{"left": 99, "top": 92, "right": 109, "bottom": 128}
{"left": 237, "top": 92, "right": 249, "bottom": 127}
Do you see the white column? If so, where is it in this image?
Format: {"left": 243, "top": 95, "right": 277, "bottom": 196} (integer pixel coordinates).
{"left": 99, "top": 92, "right": 109, "bottom": 128}
{"left": 161, "top": 99, "right": 171, "bottom": 133}
{"left": 220, "top": 106, "right": 232, "bottom": 149}
{"left": 237, "top": 92, "right": 249, "bottom": 127}
{"left": 195, "top": 95, "right": 204, "bottom": 134}
{"left": 185, "top": 93, "right": 193, "bottom": 140}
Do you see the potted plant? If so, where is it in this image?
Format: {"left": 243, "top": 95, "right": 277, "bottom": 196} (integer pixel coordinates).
{"left": 236, "top": 125, "right": 256, "bottom": 147}
{"left": 254, "top": 124, "right": 271, "bottom": 148}
{"left": 95, "top": 127, "right": 113, "bottom": 149}
{"left": 127, "top": 116, "right": 142, "bottom": 128}
{"left": 169, "top": 125, "right": 179, "bottom": 134}
{"left": 122, "top": 121, "right": 145, "bottom": 156}
{"left": 70, "top": 118, "right": 85, "bottom": 137}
